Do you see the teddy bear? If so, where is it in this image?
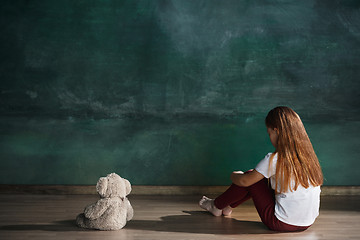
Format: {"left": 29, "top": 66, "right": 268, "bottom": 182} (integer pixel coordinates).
{"left": 76, "top": 173, "right": 134, "bottom": 230}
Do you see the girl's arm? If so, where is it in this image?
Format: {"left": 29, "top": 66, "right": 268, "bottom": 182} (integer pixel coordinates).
{"left": 230, "top": 170, "right": 264, "bottom": 187}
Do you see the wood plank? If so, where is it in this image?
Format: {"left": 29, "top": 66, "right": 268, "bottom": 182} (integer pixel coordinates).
{"left": 0, "top": 194, "right": 359, "bottom": 240}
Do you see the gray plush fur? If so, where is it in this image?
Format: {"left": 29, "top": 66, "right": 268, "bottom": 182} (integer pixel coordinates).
{"left": 76, "top": 173, "right": 134, "bottom": 230}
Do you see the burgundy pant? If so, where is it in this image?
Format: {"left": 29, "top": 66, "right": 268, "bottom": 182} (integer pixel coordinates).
{"left": 214, "top": 178, "right": 310, "bottom": 232}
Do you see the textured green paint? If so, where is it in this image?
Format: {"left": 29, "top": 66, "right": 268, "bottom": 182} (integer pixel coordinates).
{"left": 0, "top": 0, "right": 360, "bottom": 185}
{"left": 1, "top": 117, "right": 359, "bottom": 185}
{"left": 0, "top": 116, "right": 272, "bottom": 185}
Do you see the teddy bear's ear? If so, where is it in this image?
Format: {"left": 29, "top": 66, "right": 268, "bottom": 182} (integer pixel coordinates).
{"left": 96, "top": 177, "right": 108, "bottom": 197}
{"left": 124, "top": 179, "right": 132, "bottom": 195}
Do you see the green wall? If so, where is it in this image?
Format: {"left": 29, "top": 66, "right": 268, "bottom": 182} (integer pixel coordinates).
{"left": 1, "top": 0, "right": 359, "bottom": 185}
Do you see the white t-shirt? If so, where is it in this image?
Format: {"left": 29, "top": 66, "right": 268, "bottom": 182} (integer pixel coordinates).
{"left": 255, "top": 152, "right": 321, "bottom": 226}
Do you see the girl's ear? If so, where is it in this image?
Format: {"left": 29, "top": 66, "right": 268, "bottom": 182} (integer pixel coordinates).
{"left": 274, "top": 128, "right": 279, "bottom": 135}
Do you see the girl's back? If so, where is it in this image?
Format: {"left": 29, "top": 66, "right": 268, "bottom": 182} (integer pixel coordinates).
{"left": 256, "top": 152, "right": 320, "bottom": 226}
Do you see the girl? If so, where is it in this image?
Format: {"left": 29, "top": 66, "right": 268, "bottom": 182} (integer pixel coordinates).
{"left": 199, "top": 106, "right": 323, "bottom": 232}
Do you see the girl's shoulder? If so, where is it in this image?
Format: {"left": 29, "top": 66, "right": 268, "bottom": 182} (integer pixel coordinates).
{"left": 255, "top": 152, "right": 277, "bottom": 178}
{"left": 258, "top": 152, "right": 277, "bottom": 165}
{"left": 265, "top": 152, "right": 278, "bottom": 161}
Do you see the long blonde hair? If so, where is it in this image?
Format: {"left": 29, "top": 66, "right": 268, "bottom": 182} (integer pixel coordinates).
{"left": 265, "top": 106, "right": 323, "bottom": 193}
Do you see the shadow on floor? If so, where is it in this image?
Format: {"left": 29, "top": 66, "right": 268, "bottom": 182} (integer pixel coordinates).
{"left": 0, "top": 212, "right": 268, "bottom": 234}
{"left": 126, "top": 210, "right": 272, "bottom": 235}
{"left": 0, "top": 220, "right": 82, "bottom": 232}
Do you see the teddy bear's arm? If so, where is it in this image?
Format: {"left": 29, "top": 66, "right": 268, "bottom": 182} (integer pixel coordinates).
{"left": 125, "top": 198, "right": 134, "bottom": 221}
{"left": 84, "top": 199, "right": 110, "bottom": 220}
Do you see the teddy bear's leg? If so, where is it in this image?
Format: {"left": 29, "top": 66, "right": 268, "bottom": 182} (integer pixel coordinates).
{"left": 76, "top": 213, "right": 88, "bottom": 229}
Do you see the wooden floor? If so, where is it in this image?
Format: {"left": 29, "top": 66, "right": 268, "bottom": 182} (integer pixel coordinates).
{"left": 0, "top": 194, "right": 359, "bottom": 240}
